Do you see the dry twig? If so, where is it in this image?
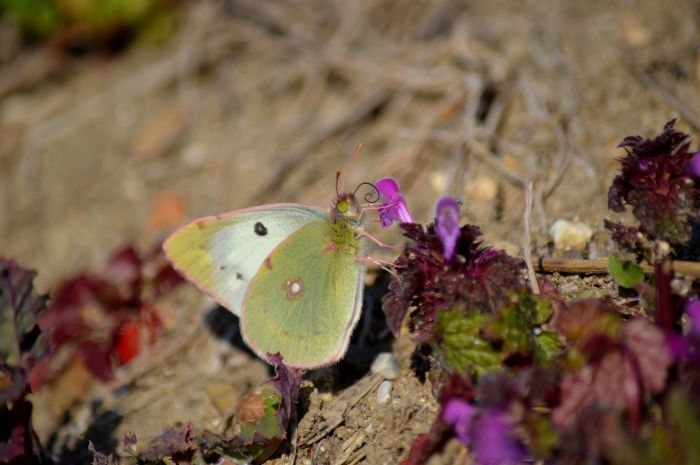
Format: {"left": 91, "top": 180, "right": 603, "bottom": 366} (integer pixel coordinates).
{"left": 523, "top": 182, "right": 540, "bottom": 294}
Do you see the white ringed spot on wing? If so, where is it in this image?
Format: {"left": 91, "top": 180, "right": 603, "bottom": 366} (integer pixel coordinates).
{"left": 284, "top": 277, "right": 304, "bottom": 300}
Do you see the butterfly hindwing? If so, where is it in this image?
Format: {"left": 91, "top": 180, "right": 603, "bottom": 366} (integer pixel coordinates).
{"left": 241, "top": 221, "right": 365, "bottom": 368}
{"left": 163, "top": 204, "right": 328, "bottom": 316}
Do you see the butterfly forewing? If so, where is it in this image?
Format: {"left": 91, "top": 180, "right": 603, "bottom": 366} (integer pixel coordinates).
{"left": 164, "top": 204, "right": 327, "bottom": 316}
{"left": 241, "top": 221, "right": 365, "bottom": 368}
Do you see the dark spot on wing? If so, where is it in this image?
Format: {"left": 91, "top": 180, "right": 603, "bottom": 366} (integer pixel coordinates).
{"left": 254, "top": 222, "right": 268, "bottom": 236}
{"left": 236, "top": 272, "right": 244, "bottom": 280}
{"left": 220, "top": 265, "right": 226, "bottom": 270}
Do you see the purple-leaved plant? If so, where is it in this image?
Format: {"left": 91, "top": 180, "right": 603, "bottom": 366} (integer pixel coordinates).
{"left": 605, "top": 120, "right": 700, "bottom": 333}
{"left": 606, "top": 119, "right": 699, "bottom": 251}
{"left": 382, "top": 198, "right": 525, "bottom": 341}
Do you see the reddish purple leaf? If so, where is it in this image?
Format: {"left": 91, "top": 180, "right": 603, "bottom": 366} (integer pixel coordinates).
{"left": 269, "top": 353, "right": 302, "bottom": 430}
{"left": 89, "top": 442, "right": 113, "bottom": 465}
{"left": 607, "top": 119, "right": 699, "bottom": 248}
{"left": 0, "top": 258, "right": 48, "bottom": 369}
{"left": 553, "top": 317, "right": 671, "bottom": 430}
{"left": 135, "top": 422, "right": 196, "bottom": 464}
{"left": 620, "top": 318, "right": 671, "bottom": 394}
{"left": 35, "top": 242, "right": 183, "bottom": 385}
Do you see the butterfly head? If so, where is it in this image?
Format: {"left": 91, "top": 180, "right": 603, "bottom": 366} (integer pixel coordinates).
{"left": 333, "top": 191, "right": 361, "bottom": 222}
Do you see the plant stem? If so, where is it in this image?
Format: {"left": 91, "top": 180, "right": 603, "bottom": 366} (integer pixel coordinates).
{"left": 654, "top": 245, "right": 674, "bottom": 333}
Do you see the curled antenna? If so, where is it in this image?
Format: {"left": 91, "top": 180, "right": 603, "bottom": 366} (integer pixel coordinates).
{"left": 353, "top": 181, "right": 380, "bottom": 203}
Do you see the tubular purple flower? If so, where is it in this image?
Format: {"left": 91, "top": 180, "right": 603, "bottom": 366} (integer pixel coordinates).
{"left": 471, "top": 409, "right": 528, "bottom": 465}
{"left": 444, "top": 400, "right": 527, "bottom": 465}
{"left": 375, "top": 177, "right": 414, "bottom": 227}
{"left": 436, "top": 198, "right": 460, "bottom": 260}
{"left": 443, "top": 399, "right": 476, "bottom": 444}
{"left": 693, "top": 152, "right": 700, "bottom": 178}
{"left": 686, "top": 298, "right": 700, "bottom": 336}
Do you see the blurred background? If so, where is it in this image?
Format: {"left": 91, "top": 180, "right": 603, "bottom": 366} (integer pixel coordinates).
{"left": 1, "top": 0, "right": 699, "bottom": 463}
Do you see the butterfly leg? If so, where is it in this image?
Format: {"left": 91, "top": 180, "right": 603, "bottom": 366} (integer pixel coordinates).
{"left": 353, "top": 256, "right": 397, "bottom": 276}
{"left": 358, "top": 201, "right": 397, "bottom": 222}
{"left": 356, "top": 229, "right": 402, "bottom": 250}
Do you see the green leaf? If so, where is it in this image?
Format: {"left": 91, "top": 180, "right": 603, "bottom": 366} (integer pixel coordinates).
{"left": 433, "top": 308, "right": 501, "bottom": 376}
{"left": 526, "top": 415, "right": 559, "bottom": 458}
{"left": 237, "top": 390, "right": 283, "bottom": 441}
{"left": 488, "top": 304, "right": 532, "bottom": 354}
{"left": 520, "top": 292, "right": 553, "bottom": 325}
{"left": 669, "top": 388, "right": 700, "bottom": 465}
{"left": 608, "top": 254, "right": 644, "bottom": 288}
{"left": 534, "top": 331, "right": 564, "bottom": 366}
{"left": 0, "top": 258, "right": 48, "bottom": 367}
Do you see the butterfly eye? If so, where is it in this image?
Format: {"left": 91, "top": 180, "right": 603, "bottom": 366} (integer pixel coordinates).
{"left": 337, "top": 201, "right": 349, "bottom": 213}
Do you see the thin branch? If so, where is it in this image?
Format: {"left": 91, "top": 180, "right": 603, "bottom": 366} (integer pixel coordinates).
{"left": 532, "top": 257, "right": 700, "bottom": 278}
{"left": 523, "top": 182, "right": 540, "bottom": 294}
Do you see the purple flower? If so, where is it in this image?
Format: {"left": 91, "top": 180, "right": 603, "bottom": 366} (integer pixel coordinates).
{"left": 472, "top": 409, "right": 527, "bottom": 465}
{"left": 692, "top": 151, "right": 700, "bottom": 178}
{"left": 436, "top": 198, "right": 460, "bottom": 260}
{"left": 686, "top": 298, "right": 700, "bottom": 336}
{"left": 443, "top": 399, "right": 477, "bottom": 443}
{"left": 376, "top": 177, "right": 414, "bottom": 227}
{"left": 443, "top": 400, "right": 527, "bottom": 465}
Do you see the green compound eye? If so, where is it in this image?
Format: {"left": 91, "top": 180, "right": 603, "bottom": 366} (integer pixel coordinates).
{"left": 337, "top": 201, "right": 349, "bottom": 213}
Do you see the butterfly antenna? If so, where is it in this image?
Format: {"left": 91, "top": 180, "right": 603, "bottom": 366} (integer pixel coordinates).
{"left": 335, "top": 171, "right": 341, "bottom": 198}
{"left": 340, "top": 143, "right": 363, "bottom": 194}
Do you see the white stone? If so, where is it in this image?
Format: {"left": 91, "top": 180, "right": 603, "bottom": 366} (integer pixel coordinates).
{"left": 376, "top": 380, "right": 393, "bottom": 405}
{"left": 371, "top": 352, "right": 401, "bottom": 380}
{"left": 549, "top": 219, "right": 594, "bottom": 251}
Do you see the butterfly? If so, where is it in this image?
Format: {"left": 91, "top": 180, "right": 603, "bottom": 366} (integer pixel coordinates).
{"left": 163, "top": 148, "right": 390, "bottom": 369}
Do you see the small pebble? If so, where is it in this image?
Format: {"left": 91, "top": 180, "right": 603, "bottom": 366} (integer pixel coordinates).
{"left": 371, "top": 352, "right": 401, "bottom": 380}
{"left": 550, "top": 219, "right": 594, "bottom": 251}
{"left": 377, "top": 380, "right": 393, "bottom": 405}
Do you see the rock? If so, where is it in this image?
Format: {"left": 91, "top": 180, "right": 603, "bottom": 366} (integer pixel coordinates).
{"left": 550, "top": 219, "right": 594, "bottom": 251}
{"left": 370, "top": 352, "right": 401, "bottom": 380}
{"left": 376, "top": 380, "right": 393, "bottom": 405}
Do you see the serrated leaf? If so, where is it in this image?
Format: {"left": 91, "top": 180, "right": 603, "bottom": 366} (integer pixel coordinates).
{"left": 620, "top": 318, "right": 671, "bottom": 394}
{"left": 433, "top": 308, "right": 500, "bottom": 375}
{"left": 89, "top": 441, "right": 113, "bottom": 465}
{"left": 556, "top": 298, "right": 622, "bottom": 345}
{"left": 525, "top": 414, "right": 559, "bottom": 459}
{"left": 607, "top": 120, "right": 699, "bottom": 250}
{"left": 668, "top": 389, "right": 700, "bottom": 465}
{"left": 237, "top": 390, "right": 283, "bottom": 441}
{"left": 135, "top": 422, "right": 196, "bottom": 464}
{"left": 608, "top": 254, "right": 644, "bottom": 288}
{"left": 201, "top": 355, "right": 301, "bottom": 464}
{"left": 485, "top": 293, "right": 558, "bottom": 365}
{"left": 0, "top": 258, "right": 48, "bottom": 367}
{"left": 488, "top": 304, "right": 532, "bottom": 354}
{"left": 534, "top": 332, "right": 564, "bottom": 366}
{"left": 553, "top": 317, "right": 671, "bottom": 429}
